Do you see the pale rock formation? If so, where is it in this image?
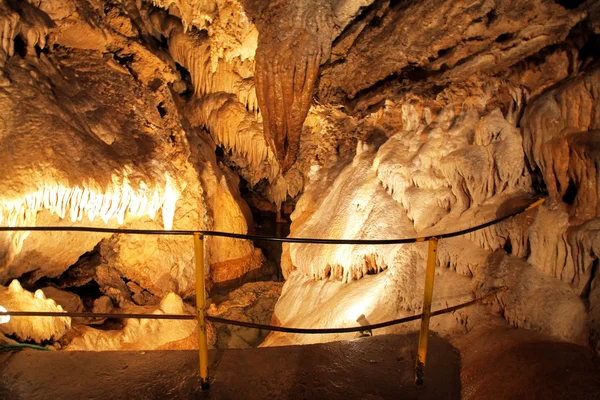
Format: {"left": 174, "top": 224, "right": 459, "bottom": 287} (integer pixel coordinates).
{"left": 0, "top": 0, "right": 52, "bottom": 64}
{"left": 66, "top": 292, "right": 197, "bottom": 351}
{"left": 40, "top": 286, "right": 84, "bottom": 314}
{"left": 263, "top": 263, "right": 475, "bottom": 346}
{"left": 0, "top": 280, "right": 70, "bottom": 343}
{"left": 186, "top": 93, "right": 279, "bottom": 186}
{"left": 151, "top": 0, "right": 258, "bottom": 64}
{"left": 186, "top": 128, "right": 266, "bottom": 288}
{"left": 288, "top": 149, "right": 416, "bottom": 282}
{"left": 520, "top": 65, "right": 600, "bottom": 349}
{"left": 472, "top": 251, "right": 588, "bottom": 345}
{"left": 147, "top": 5, "right": 291, "bottom": 206}
{"left": 527, "top": 205, "right": 575, "bottom": 284}
{"left": 0, "top": 0, "right": 264, "bottom": 301}
{"left": 285, "top": 81, "right": 531, "bottom": 282}
{"left": 270, "top": 74, "right": 588, "bottom": 347}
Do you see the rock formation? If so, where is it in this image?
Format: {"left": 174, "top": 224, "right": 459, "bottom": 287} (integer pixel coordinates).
{"left": 0, "top": 0, "right": 597, "bottom": 355}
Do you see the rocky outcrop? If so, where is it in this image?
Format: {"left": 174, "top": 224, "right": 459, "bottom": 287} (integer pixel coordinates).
{"left": 65, "top": 292, "right": 198, "bottom": 351}
{"left": 0, "top": 0, "right": 265, "bottom": 298}
{"left": 521, "top": 67, "right": 600, "bottom": 215}
{"left": 208, "top": 281, "right": 283, "bottom": 348}
{"left": 318, "top": 0, "right": 583, "bottom": 103}
{"left": 270, "top": 68, "right": 593, "bottom": 348}
{"left": 0, "top": 280, "right": 70, "bottom": 343}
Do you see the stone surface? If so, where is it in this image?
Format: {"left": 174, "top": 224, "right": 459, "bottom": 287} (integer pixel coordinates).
{"left": 0, "top": 280, "right": 70, "bottom": 343}
{"left": 208, "top": 281, "right": 283, "bottom": 348}
{"left": 65, "top": 292, "right": 197, "bottom": 351}
{"left": 2, "top": 329, "right": 600, "bottom": 400}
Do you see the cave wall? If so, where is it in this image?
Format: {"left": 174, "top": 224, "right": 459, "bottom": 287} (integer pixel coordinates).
{"left": 0, "top": 0, "right": 268, "bottom": 346}
{"left": 0, "top": 0, "right": 598, "bottom": 352}
{"left": 260, "top": 0, "right": 600, "bottom": 350}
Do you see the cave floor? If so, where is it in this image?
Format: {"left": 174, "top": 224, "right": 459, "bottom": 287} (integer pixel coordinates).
{"left": 1, "top": 326, "right": 599, "bottom": 400}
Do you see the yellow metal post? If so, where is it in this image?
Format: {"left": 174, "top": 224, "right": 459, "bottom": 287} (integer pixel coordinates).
{"left": 193, "top": 232, "right": 210, "bottom": 390}
{"left": 415, "top": 237, "right": 439, "bottom": 386}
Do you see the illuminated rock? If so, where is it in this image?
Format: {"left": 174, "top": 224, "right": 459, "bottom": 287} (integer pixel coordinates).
{"left": 0, "top": 0, "right": 598, "bottom": 354}
{"left": 0, "top": 280, "right": 70, "bottom": 343}
{"left": 0, "top": 1, "right": 265, "bottom": 300}
{"left": 271, "top": 77, "right": 589, "bottom": 347}
{"left": 65, "top": 292, "right": 198, "bottom": 351}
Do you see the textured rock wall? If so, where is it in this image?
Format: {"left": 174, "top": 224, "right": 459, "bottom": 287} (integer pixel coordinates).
{"left": 0, "top": 0, "right": 598, "bottom": 352}
{"left": 0, "top": 0, "right": 267, "bottom": 348}
{"left": 265, "top": 0, "right": 599, "bottom": 349}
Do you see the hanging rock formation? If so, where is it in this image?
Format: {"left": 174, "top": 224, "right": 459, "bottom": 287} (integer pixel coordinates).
{"left": 240, "top": 0, "right": 335, "bottom": 172}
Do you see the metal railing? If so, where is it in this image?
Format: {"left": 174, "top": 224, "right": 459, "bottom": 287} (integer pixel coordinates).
{"left": 0, "top": 197, "right": 545, "bottom": 389}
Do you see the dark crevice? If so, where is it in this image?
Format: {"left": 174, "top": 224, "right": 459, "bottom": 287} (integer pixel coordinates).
{"left": 112, "top": 53, "right": 138, "bottom": 80}
{"left": 67, "top": 281, "right": 103, "bottom": 310}
{"left": 215, "top": 145, "right": 226, "bottom": 161}
{"left": 369, "top": 15, "right": 383, "bottom": 27}
{"left": 437, "top": 47, "right": 452, "bottom": 58}
{"left": 503, "top": 239, "right": 513, "bottom": 255}
{"left": 578, "top": 34, "right": 600, "bottom": 66}
{"left": 555, "top": 0, "right": 586, "bottom": 10}
{"left": 486, "top": 9, "right": 498, "bottom": 26}
{"left": 157, "top": 101, "right": 167, "bottom": 118}
{"left": 495, "top": 33, "right": 514, "bottom": 43}
{"left": 159, "top": 34, "right": 169, "bottom": 49}
{"left": 13, "top": 34, "right": 27, "bottom": 58}
{"left": 562, "top": 178, "right": 578, "bottom": 204}
{"left": 175, "top": 62, "right": 193, "bottom": 96}
{"left": 35, "top": 44, "right": 49, "bottom": 57}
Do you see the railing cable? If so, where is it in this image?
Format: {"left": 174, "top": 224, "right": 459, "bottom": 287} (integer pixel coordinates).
{"left": 0, "top": 198, "right": 545, "bottom": 244}
{"left": 0, "top": 287, "right": 504, "bottom": 334}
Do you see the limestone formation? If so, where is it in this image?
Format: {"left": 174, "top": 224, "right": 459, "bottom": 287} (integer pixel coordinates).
{"left": 0, "top": 280, "right": 70, "bottom": 343}
{"left": 0, "top": 0, "right": 598, "bottom": 355}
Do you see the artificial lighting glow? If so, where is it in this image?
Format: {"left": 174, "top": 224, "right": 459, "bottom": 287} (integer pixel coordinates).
{"left": 0, "top": 305, "right": 9, "bottom": 324}
{"left": 0, "top": 171, "right": 180, "bottom": 230}
{"left": 345, "top": 301, "right": 368, "bottom": 322}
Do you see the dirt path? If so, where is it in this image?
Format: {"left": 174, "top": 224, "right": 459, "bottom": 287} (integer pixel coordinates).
{"left": 453, "top": 322, "right": 600, "bottom": 400}
{"left": 1, "top": 326, "right": 598, "bottom": 400}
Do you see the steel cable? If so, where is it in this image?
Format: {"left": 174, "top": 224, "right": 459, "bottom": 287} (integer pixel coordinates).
{"left": 0, "top": 287, "right": 504, "bottom": 334}
{"left": 0, "top": 198, "right": 545, "bottom": 244}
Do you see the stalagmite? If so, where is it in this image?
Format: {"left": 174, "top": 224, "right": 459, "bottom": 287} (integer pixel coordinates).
{"left": 0, "top": 280, "right": 71, "bottom": 343}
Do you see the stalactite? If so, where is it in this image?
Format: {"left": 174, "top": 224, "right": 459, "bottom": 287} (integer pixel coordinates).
{"left": 167, "top": 26, "right": 258, "bottom": 112}
{"left": 248, "top": 0, "right": 334, "bottom": 172}
{"left": 187, "top": 93, "right": 280, "bottom": 188}
{"left": 0, "top": 172, "right": 180, "bottom": 230}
